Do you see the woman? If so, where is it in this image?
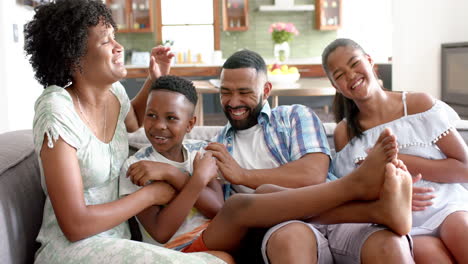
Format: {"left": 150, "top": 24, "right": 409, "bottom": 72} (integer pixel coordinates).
{"left": 323, "top": 38, "right": 468, "bottom": 263}
{"left": 24, "top": 0, "right": 231, "bottom": 263}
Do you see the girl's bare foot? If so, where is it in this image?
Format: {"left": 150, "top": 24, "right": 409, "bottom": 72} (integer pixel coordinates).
{"left": 349, "top": 128, "right": 398, "bottom": 200}
{"left": 373, "top": 163, "right": 413, "bottom": 236}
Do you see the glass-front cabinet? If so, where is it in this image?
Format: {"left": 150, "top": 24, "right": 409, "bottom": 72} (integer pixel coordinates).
{"left": 222, "top": 0, "right": 249, "bottom": 31}
{"left": 315, "top": 0, "right": 341, "bottom": 30}
{"left": 106, "top": 0, "right": 153, "bottom": 33}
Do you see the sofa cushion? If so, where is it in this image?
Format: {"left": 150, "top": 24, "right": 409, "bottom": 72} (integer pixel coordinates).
{"left": 0, "top": 130, "right": 36, "bottom": 176}
{"left": 128, "top": 126, "right": 224, "bottom": 150}
{"left": 0, "top": 130, "right": 44, "bottom": 264}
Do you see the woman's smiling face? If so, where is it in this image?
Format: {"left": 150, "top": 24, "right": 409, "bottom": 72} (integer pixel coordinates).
{"left": 76, "top": 22, "right": 127, "bottom": 84}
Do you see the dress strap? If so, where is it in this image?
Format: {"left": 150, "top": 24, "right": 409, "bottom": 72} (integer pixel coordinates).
{"left": 402, "top": 92, "right": 408, "bottom": 117}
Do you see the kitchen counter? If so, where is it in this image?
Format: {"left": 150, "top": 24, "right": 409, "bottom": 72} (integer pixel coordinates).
{"left": 191, "top": 78, "right": 335, "bottom": 125}
{"left": 125, "top": 63, "right": 328, "bottom": 79}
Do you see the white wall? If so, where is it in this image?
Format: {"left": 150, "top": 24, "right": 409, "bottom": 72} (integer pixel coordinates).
{"left": 0, "top": 0, "right": 42, "bottom": 134}
{"left": 392, "top": 0, "right": 468, "bottom": 98}
{"left": 337, "top": 0, "right": 393, "bottom": 63}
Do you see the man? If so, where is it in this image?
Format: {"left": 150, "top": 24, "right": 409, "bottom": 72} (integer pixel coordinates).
{"left": 205, "top": 50, "right": 414, "bottom": 264}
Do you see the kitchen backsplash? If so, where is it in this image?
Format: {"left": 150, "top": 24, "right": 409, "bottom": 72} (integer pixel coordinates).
{"left": 116, "top": 0, "right": 337, "bottom": 62}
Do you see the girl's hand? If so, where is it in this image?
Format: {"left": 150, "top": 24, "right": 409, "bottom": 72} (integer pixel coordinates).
{"left": 411, "top": 173, "right": 436, "bottom": 211}
{"left": 193, "top": 152, "right": 218, "bottom": 185}
{"left": 145, "top": 181, "right": 176, "bottom": 205}
{"left": 127, "top": 160, "right": 173, "bottom": 186}
{"left": 148, "top": 46, "right": 174, "bottom": 80}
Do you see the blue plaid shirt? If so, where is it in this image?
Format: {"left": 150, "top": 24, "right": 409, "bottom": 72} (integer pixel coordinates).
{"left": 215, "top": 102, "right": 331, "bottom": 199}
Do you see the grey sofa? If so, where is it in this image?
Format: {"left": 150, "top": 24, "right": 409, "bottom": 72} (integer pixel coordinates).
{"left": 1, "top": 123, "right": 468, "bottom": 264}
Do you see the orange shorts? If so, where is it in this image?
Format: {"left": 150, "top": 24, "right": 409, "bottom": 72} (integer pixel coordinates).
{"left": 181, "top": 233, "right": 209, "bottom": 253}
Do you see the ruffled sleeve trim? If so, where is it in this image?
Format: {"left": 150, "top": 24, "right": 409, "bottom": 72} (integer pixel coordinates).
{"left": 33, "top": 86, "right": 83, "bottom": 154}
{"left": 333, "top": 100, "right": 460, "bottom": 176}
{"left": 111, "top": 81, "right": 131, "bottom": 119}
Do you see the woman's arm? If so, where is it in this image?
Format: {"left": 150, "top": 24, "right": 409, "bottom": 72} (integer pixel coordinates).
{"left": 40, "top": 136, "right": 175, "bottom": 242}
{"left": 125, "top": 46, "right": 174, "bottom": 132}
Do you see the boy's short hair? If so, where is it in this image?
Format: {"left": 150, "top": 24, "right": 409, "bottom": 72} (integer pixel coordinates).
{"left": 151, "top": 75, "right": 198, "bottom": 106}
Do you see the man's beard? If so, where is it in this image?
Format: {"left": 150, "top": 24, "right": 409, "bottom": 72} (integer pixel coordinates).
{"left": 223, "top": 100, "right": 264, "bottom": 130}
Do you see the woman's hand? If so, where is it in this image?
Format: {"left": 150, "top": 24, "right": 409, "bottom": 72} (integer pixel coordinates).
{"left": 148, "top": 46, "right": 174, "bottom": 81}
{"left": 127, "top": 160, "right": 173, "bottom": 186}
{"left": 145, "top": 181, "right": 176, "bottom": 205}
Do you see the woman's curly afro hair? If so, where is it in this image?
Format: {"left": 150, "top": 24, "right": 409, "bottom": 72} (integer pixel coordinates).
{"left": 24, "top": 0, "right": 116, "bottom": 88}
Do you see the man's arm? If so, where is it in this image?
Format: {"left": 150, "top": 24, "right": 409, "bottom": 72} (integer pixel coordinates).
{"left": 207, "top": 142, "right": 329, "bottom": 189}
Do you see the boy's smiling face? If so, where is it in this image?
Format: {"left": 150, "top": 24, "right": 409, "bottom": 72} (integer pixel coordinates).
{"left": 144, "top": 90, "right": 196, "bottom": 161}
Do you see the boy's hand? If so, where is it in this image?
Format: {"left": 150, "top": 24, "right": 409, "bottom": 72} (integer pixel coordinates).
{"left": 192, "top": 152, "right": 218, "bottom": 185}
{"left": 148, "top": 46, "right": 174, "bottom": 80}
{"left": 127, "top": 160, "right": 173, "bottom": 186}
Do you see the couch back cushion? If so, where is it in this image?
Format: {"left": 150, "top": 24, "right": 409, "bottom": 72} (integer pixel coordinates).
{"left": 0, "top": 130, "right": 44, "bottom": 264}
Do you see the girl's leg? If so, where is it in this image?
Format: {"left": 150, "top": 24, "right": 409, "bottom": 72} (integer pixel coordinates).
{"left": 413, "top": 236, "right": 455, "bottom": 264}
{"left": 361, "top": 230, "right": 414, "bottom": 264}
{"left": 440, "top": 211, "right": 468, "bottom": 263}
{"left": 202, "top": 132, "right": 410, "bottom": 251}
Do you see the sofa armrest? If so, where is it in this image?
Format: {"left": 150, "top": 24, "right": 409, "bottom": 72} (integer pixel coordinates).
{"left": 0, "top": 130, "right": 45, "bottom": 264}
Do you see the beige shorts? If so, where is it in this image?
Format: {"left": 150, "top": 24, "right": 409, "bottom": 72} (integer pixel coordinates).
{"left": 262, "top": 221, "right": 413, "bottom": 264}
{"left": 261, "top": 220, "right": 333, "bottom": 264}
{"left": 326, "top": 223, "right": 413, "bottom": 264}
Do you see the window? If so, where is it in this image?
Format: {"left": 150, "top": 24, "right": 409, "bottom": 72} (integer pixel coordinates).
{"left": 157, "top": 0, "right": 220, "bottom": 64}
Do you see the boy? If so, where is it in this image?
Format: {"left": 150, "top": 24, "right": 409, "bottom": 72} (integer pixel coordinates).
{"left": 119, "top": 75, "right": 225, "bottom": 251}
{"left": 120, "top": 76, "right": 411, "bottom": 257}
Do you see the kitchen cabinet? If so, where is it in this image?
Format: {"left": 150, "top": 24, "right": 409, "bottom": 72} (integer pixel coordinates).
{"left": 106, "top": 0, "right": 153, "bottom": 33}
{"left": 222, "top": 0, "right": 249, "bottom": 31}
{"left": 315, "top": 0, "right": 341, "bottom": 30}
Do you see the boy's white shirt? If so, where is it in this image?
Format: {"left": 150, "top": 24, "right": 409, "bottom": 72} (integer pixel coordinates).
{"left": 119, "top": 139, "right": 210, "bottom": 248}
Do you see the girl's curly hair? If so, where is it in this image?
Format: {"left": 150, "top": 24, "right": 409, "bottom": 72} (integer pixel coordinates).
{"left": 24, "top": 0, "right": 116, "bottom": 88}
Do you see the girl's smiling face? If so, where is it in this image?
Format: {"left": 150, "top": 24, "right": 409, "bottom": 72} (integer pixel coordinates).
{"left": 326, "top": 46, "right": 378, "bottom": 99}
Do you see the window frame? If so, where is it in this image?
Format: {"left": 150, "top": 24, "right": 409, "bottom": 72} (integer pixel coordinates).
{"left": 155, "top": 0, "right": 220, "bottom": 50}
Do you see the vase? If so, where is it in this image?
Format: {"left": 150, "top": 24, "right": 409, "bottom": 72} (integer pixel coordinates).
{"left": 274, "top": 42, "right": 290, "bottom": 63}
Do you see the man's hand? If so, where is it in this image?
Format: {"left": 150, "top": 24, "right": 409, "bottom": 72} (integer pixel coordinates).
{"left": 127, "top": 160, "right": 175, "bottom": 186}
{"left": 148, "top": 46, "right": 174, "bottom": 80}
{"left": 192, "top": 152, "right": 219, "bottom": 186}
{"left": 205, "top": 142, "right": 248, "bottom": 185}
{"left": 411, "top": 173, "right": 436, "bottom": 211}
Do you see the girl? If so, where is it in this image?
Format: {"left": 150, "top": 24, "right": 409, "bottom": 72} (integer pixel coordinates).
{"left": 324, "top": 38, "right": 468, "bottom": 263}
